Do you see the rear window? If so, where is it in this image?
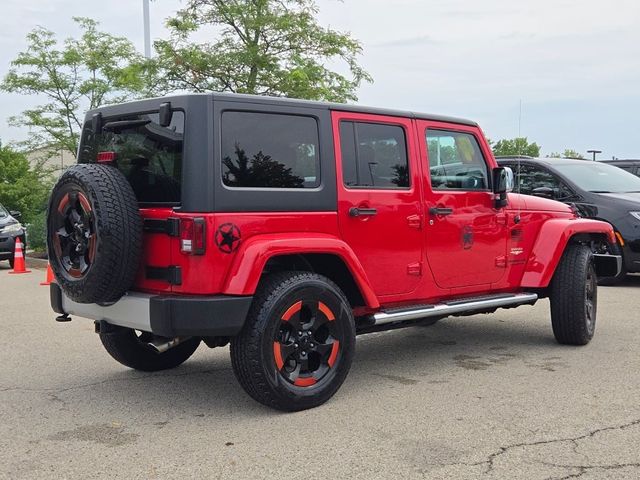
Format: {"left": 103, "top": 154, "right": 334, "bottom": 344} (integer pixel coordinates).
{"left": 221, "top": 111, "right": 320, "bottom": 189}
{"left": 79, "top": 111, "right": 184, "bottom": 204}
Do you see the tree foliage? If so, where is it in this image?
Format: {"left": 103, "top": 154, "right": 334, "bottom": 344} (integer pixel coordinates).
{"left": 1, "top": 17, "right": 152, "bottom": 157}
{"left": 492, "top": 137, "right": 541, "bottom": 158}
{"left": 547, "top": 149, "right": 585, "bottom": 159}
{"left": 0, "top": 143, "right": 52, "bottom": 223}
{"left": 155, "top": 0, "right": 372, "bottom": 102}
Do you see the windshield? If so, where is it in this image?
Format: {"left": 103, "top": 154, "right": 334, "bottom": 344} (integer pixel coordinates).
{"left": 553, "top": 162, "right": 640, "bottom": 193}
{"left": 0, "top": 204, "right": 8, "bottom": 219}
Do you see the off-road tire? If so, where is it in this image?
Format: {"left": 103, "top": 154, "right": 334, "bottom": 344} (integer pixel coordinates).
{"left": 47, "top": 164, "right": 142, "bottom": 304}
{"left": 550, "top": 243, "right": 597, "bottom": 345}
{"left": 597, "top": 241, "right": 626, "bottom": 286}
{"left": 230, "top": 272, "right": 356, "bottom": 411}
{"left": 99, "top": 327, "right": 200, "bottom": 372}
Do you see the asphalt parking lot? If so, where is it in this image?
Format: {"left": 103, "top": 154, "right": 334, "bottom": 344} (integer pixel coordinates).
{"left": 1, "top": 264, "right": 639, "bottom": 480}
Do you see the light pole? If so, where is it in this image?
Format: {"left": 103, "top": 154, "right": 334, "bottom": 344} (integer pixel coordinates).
{"left": 587, "top": 149, "right": 602, "bottom": 162}
{"left": 143, "top": 0, "right": 151, "bottom": 58}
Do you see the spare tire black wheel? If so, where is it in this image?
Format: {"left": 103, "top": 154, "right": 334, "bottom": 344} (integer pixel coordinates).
{"left": 47, "top": 164, "right": 142, "bottom": 304}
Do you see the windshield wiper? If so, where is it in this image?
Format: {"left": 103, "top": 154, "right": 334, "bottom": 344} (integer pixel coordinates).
{"left": 589, "top": 190, "right": 611, "bottom": 193}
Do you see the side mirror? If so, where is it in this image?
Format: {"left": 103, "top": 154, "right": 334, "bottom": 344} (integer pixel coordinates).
{"left": 9, "top": 210, "right": 22, "bottom": 221}
{"left": 492, "top": 167, "right": 514, "bottom": 208}
{"left": 532, "top": 187, "right": 555, "bottom": 199}
{"left": 159, "top": 102, "right": 173, "bottom": 127}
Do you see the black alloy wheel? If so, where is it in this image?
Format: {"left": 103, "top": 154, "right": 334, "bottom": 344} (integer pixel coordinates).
{"left": 51, "top": 190, "right": 97, "bottom": 279}
{"left": 273, "top": 299, "right": 342, "bottom": 388}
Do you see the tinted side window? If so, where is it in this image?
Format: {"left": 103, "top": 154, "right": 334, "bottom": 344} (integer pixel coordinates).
{"left": 339, "top": 121, "right": 409, "bottom": 188}
{"left": 426, "top": 130, "right": 489, "bottom": 190}
{"left": 510, "top": 164, "right": 574, "bottom": 199}
{"left": 221, "top": 112, "right": 320, "bottom": 189}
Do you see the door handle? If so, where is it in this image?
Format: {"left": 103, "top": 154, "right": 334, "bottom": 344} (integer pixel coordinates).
{"left": 429, "top": 207, "right": 454, "bottom": 216}
{"left": 349, "top": 207, "right": 378, "bottom": 217}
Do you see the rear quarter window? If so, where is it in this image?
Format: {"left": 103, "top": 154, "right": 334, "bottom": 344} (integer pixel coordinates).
{"left": 221, "top": 111, "right": 320, "bottom": 189}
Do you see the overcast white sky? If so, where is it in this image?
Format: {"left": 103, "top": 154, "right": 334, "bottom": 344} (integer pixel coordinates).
{"left": 1, "top": 0, "right": 640, "bottom": 158}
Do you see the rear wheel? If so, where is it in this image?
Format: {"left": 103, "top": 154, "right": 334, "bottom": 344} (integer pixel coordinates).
{"left": 550, "top": 244, "right": 597, "bottom": 345}
{"left": 231, "top": 272, "right": 355, "bottom": 411}
{"left": 99, "top": 327, "right": 200, "bottom": 372}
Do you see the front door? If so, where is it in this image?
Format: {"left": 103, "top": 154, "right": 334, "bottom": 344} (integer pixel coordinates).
{"left": 334, "top": 112, "right": 423, "bottom": 297}
{"left": 418, "top": 122, "right": 507, "bottom": 289}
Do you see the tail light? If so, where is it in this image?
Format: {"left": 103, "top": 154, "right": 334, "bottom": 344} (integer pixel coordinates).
{"left": 96, "top": 151, "right": 116, "bottom": 164}
{"left": 180, "top": 217, "right": 206, "bottom": 255}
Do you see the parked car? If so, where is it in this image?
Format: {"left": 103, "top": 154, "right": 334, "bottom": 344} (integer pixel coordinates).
{"left": 47, "top": 94, "right": 618, "bottom": 411}
{"left": 0, "top": 203, "right": 26, "bottom": 268}
{"left": 601, "top": 159, "right": 640, "bottom": 178}
{"left": 497, "top": 157, "right": 640, "bottom": 284}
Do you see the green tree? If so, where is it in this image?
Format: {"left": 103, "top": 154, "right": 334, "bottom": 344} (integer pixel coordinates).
{"left": 0, "top": 143, "right": 52, "bottom": 223}
{"left": 492, "top": 137, "right": 541, "bottom": 157}
{"left": 1, "top": 17, "right": 153, "bottom": 158}
{"left": 155, "top": 0, "right": 372, "bottom": 102}
{"left": 547, "top": 149, "right": 585, "bottom": 159}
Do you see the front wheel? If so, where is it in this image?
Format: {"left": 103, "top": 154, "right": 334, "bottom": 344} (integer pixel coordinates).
{"left": 231, "top": 272, "right": 355, "bottom": 411}
{"left": 550, "top": 244, "right": 597, "bottom": 345}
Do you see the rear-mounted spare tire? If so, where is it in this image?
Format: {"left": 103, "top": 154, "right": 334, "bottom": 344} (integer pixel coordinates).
{"left": 47, "top": 164, "right": 143, "bottom": 304}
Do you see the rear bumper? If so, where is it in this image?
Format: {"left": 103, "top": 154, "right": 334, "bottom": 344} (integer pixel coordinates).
{"left": 50, "top": 283, "right": 252, "bottom": 337}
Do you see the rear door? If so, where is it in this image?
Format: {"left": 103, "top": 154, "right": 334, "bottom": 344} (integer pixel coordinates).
{"left": 333, "top": 111, "right": 423, "bottom": 297}
{"left": 418, "top": 122, "right": 507, "bottom": 289}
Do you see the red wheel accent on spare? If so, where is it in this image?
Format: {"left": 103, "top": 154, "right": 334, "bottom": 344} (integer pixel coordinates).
{"left": 78, "top": 192, "right": 92, "bottom": 213}
{"left": 87, "top": 234, "right": 97, "bottom": 263}
{"left": 68, "top": 267, "right": 82, "bottom": 278}
{"left": 328, "top": 340, "right": 340, "bottom": 368}
{"left": 294, "top": 377, "right": 317, "bottom": 387}
{"left": 318, "top": 301, "right": 335, "bottom": 321}
{"left": 282, "top": 301, "right": 302, "bottom": 321}
{"left": 57, "top": 193, "right": 70, "bottom": 214}
{"left": 273, "top": 342, "right": 284, "bottom": 370}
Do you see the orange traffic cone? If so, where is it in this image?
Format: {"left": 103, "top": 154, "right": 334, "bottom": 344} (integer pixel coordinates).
{"left": 40, "top": 262, "right": 55, "bottom": 285}
{"left": 8, "top": 238, "right": 31, "bottom": 274}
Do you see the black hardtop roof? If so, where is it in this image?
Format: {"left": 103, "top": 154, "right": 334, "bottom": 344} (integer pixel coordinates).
{"left": 86, "top": 92, "right": 478, "bottom": 127}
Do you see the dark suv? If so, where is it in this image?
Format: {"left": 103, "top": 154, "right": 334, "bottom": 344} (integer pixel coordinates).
{"left": 47, "top": 94, "right": 618, "bottom": 411}
{"left": 497, "top": 157, "right": 640, "bottom": 283}
{"left": 0, "top": 203, "right": 26, "bottom": 268}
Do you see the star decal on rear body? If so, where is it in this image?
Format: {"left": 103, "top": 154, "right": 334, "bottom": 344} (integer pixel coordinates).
{"left": 215, "top": 223, "right": 241, "bottom": 253}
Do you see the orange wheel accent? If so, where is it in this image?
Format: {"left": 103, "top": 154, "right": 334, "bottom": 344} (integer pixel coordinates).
{"left": 318, "top": 301, "right": 335, "bottom": 321}
{"left": 294, "top": 377, "right": 317, "bottom": 387}
{"left": 282, "top": 301, "right": 302, "bottom": 321}
{"left": 327, "top": 341, "right": 340, "bottom": 368}
{"left": 273, "top": 342, "right": 284, "bottom": 370}
{"left": 57, "top": 193, "right": 70, "bottom": 214}
{"left": 78, "top": 192, "right": 92, "bottom": 213}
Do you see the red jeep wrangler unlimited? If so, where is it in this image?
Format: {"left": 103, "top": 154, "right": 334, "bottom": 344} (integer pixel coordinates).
{"left": 47, "top": 93, "right": 620, "bottom": 411}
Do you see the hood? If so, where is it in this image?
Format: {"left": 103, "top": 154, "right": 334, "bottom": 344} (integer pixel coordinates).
{"left": 596, "top": 192, "right": 640, "bottom": 208}
{"left": 0, "top": 215, "right": 18, "bottom": 227}
{"left": 507, "top": 193, "right": 573, "bottom": 213}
